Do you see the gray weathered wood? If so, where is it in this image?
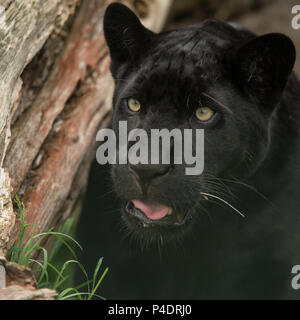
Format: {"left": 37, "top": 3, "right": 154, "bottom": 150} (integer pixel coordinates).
{"left": 0, "top": 0, "right": 79, "bottom": 164}
{"left": 0, "top": 0, "right": 79, "bottom": 256}
{"left": 0, "top": 264, "right": 5, "bottom": 289}
{"left": 0, "top": 168, "right": 14, "bottom": 256}
{"left": 0, "top": 285, "right": 57, "bottom": 300}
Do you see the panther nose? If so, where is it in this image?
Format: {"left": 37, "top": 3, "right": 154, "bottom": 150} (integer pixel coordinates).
{"left": 128, "top": 164, "right": 171, "bottom": 190}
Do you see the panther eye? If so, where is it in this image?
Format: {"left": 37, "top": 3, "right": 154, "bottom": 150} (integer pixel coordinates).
{"left": 195, "top": 106, "right": 215, "bottom": 121}
{"left": 127, "top": 98, "right": 141, "bottom": 112}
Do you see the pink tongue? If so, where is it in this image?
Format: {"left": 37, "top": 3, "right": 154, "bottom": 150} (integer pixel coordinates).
{"left": 132, "top": 200, "right": 170, "bottom": 221}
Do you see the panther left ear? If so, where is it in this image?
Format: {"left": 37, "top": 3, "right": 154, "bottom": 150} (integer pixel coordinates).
{"left": 232, "top": 33, "right": 296, "bottom": 109}
{"left": 104, "top": 3, "right": 154, "bottom": 65}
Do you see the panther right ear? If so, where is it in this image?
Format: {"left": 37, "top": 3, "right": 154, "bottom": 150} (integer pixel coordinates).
{"left": 232, "top": 33, "right": 296, "bottom": 110}
{"left": 104, "top": 3, "right": 154, "bottom": 65}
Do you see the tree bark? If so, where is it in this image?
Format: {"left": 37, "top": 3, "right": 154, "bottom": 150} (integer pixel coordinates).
{"left": 0, "top": 0, "right": 173, "bottom": 296}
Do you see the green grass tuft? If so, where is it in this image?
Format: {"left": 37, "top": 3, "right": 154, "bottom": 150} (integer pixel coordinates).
{"left": 6, "top": 195, "right": 109, "bottom": 300}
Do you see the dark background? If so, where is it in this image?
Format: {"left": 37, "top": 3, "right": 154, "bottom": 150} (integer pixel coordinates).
{"left": 167, "top": 0, "right": 300, "bottom": 74}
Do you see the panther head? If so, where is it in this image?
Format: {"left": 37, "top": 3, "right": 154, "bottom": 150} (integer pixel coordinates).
{"left": 103, "top": 3, "right": 295, "bottom": 243}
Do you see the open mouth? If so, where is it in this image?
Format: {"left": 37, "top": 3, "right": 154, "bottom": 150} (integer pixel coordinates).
{"left": 123, "top": 200, "right": 191, "bottom": 227}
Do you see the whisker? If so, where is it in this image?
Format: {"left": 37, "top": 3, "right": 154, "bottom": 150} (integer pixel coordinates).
{"left": 202, "top": 180, "right": 237, "bottom": 201}
{"left": 220, "top": 177, "right": 276, "bottom": 209}
{"left": 200, "top": 192, "right": 245, "bottom": 218}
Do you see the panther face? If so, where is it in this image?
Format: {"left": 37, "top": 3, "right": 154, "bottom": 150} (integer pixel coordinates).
{"left": 103, "top": 3, "right": 295, "bottom": 242}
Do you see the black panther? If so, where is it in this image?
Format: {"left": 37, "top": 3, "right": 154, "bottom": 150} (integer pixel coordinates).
{"left": 76, "top": 3, "right": 300, "bottom": 299}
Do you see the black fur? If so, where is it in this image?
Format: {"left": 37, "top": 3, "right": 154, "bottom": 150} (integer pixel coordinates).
{"left": 76, "top": 3, "right": 300, "bottom": 299}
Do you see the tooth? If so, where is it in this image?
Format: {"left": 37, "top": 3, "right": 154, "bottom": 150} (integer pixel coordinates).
{"left": 167, "top": 208, "right": 173, "bottom": 216}
{"left": 143, "top": 223, "right": 149, "bottom": 228}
